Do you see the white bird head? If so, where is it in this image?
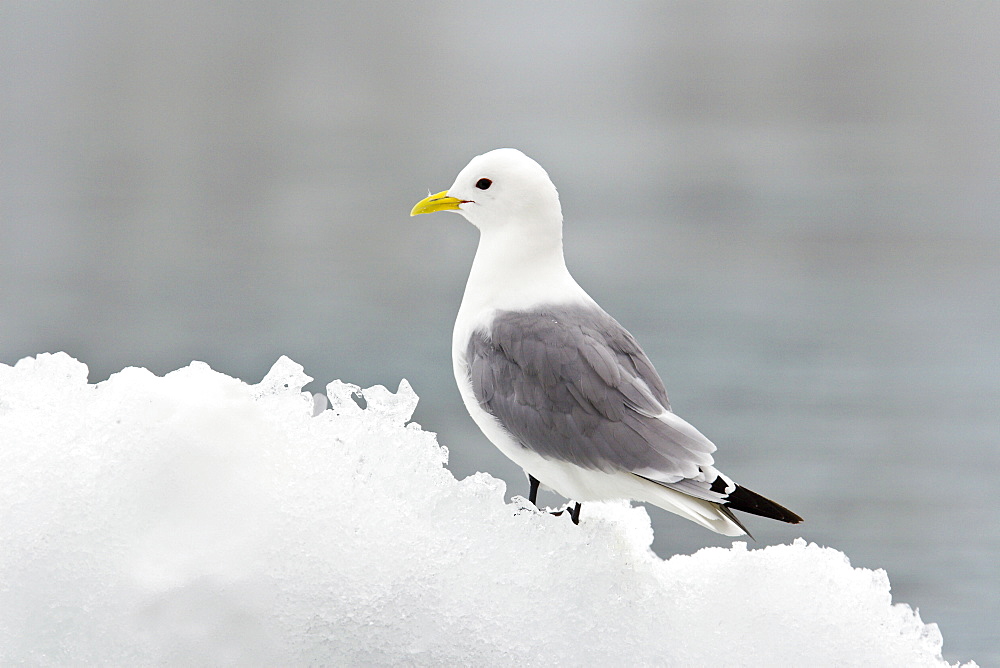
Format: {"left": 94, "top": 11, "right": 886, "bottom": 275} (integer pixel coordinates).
{"left": 411, "top": 148, "right": 563, "bottom": 236}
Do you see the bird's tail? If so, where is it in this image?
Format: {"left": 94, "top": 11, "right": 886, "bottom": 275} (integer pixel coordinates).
{"left": 635, "top": 478, "right": 749, "bottom": 536}
{"left": 724, "top": 485, "right": 803, "bottom": 524}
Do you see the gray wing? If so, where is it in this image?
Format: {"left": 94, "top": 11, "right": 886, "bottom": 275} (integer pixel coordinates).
{"left": 465, "top": 304, "right": 717, "bottom": 483}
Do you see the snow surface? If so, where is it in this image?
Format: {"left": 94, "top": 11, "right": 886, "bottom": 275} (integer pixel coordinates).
{"left": 0, "top": 353, "right": 974, "bottom": 666}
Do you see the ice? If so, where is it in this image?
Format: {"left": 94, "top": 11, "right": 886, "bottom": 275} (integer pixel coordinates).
{"left": 0, "top": 353, "right": 975, "bottom": 666}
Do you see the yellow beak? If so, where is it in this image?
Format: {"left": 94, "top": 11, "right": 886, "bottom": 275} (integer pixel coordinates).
{"left": 410, "top": 190, "right": 467, "bottom": 216}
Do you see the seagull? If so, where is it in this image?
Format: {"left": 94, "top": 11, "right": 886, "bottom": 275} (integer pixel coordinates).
{"left": 411, "top": 148, "right": 802, "bottom": 536}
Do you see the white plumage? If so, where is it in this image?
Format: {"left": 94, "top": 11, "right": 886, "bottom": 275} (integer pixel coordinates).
{"left": 411, "top": 148, "right": 801, "bottom": 535}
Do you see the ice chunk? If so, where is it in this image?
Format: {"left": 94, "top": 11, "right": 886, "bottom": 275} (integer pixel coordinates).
{"left": 252, "top": 355, "right": 313, "bottom": 398}
{"left": 0, "top": 353, "right": 976, "bottom": 666}
{"left": 359, "top": 378, "right": 419, "bottom": 425}
{"left": 323, "top": 378, "right": 419, "bottom": 424}
{"left": 311, "top": 392, "right": 328, "bottom": 416}
{"left": 326, "top": 378, "right": 365, "bottom": 417}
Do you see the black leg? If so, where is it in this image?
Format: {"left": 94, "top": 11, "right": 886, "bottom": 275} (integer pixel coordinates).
{"left": 528, "top": 475, "right": 540, "bottom": 506}
{"left": 549, "top": 502, "right": 582, "bottom": 524}
{"left": 527, "top": 475, "right": 581, "bottom": 525}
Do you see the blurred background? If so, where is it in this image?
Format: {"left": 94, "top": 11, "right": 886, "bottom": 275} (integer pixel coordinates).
{"left": 2, "top": 2, "right": 997, "bottom": 663}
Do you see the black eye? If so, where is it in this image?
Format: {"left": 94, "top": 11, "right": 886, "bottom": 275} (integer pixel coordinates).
{"left": 475, "top": 178, "right": 492, "bottom": 190}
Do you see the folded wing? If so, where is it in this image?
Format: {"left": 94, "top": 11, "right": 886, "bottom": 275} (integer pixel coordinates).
{"left": 466, "top": 304, "right": 718, "bottom": 484}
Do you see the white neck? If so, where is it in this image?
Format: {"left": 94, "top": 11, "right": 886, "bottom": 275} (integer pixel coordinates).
{"left": 456, "top": 223, "right": 593, "bottom": 329}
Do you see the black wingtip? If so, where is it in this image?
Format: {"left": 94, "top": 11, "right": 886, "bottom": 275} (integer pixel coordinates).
{"left": 725, "top": 485, "right": 803, "bottom": 524}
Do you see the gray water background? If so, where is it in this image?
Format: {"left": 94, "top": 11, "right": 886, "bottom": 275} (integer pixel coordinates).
{"left": 2, "top": 2, "right": 997, "bottom": 663}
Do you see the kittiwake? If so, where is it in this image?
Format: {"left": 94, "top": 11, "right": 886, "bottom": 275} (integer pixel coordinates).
{"left": 411, "top": 148, "right": 802, "bottom": 535}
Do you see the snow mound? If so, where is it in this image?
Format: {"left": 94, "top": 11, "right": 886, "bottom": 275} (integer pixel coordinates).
{"left": 0, "top": 353, "right": 973, "bottom": 666}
